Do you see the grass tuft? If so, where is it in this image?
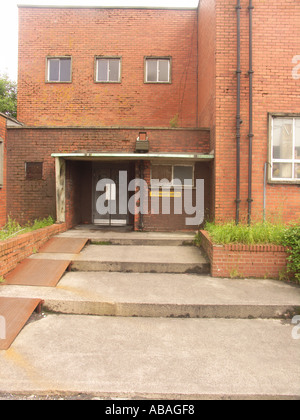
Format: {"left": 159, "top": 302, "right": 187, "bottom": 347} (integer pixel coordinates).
{"left": 0, "top": 216, "right": 55, "bottom": 241}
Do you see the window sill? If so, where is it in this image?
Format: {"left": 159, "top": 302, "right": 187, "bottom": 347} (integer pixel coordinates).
{"left": 144, "top": 81, "right": 172, "bottom": 84}
{"left": 94, "top": 81, "right": 121, "bottom": 84}
{"left": 268, "top": 179, "right": 300, "bottom": 185}
{"left": 46, "top": 81, "right": 72, "bottom": 84}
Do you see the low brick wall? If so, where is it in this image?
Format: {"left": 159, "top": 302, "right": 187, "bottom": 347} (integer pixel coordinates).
{"left": 200, "top": 230, "right": 288, "bottom": 279}
{"left": 0, "top": 223, "right": 67, "bottom": 277}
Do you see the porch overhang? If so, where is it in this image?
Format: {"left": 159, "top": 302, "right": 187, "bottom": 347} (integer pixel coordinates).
{"left": 52, "top": 152, "right": 214, "bottom": 224}
{"left": 51, "top": 152, "right": 214, "bottom": 161}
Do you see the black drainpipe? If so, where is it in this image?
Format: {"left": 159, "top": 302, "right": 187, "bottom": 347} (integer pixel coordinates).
{"left": 235, "top": 0, "right": 242, "bottom": 225}
{"left": 247, "top": 0, "right": 254, "bottom": 225}
{"left": 138, "top": 161, "right": 144, "bottom": 231}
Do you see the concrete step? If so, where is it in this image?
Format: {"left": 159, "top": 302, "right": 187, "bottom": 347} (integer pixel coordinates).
{"left": 56, "top": 228, "right": 196, "bottom": 246}
{"left": 0, "top": 314, "right": 299, "bottom": 399}
{"left": 71, "top": 244, "right": 210, "bottom": 274}
{"left": 31, "top": 244, "right": 210, "bottom": 274}
{"left": 1, "top": 273, "right": 299, "bottom": 319}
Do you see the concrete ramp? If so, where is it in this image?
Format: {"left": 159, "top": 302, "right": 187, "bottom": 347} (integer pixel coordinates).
{"left": 0, "top": 297, "right": 42, "bottom": 350}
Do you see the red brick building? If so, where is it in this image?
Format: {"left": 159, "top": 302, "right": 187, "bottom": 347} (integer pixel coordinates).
{"left": 0, "top": 114, "right": 7, "bottom": 227}
{"left": 5, "top": 1, "right": 300, "bottom": 231}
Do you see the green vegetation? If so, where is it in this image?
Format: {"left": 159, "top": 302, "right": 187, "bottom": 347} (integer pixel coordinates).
{"left": 0, "top": 73, "right": 17, "bottom": 118}
{"left": 0, "top": 216, "right": 55, "bottom": 241}
{"left": 169, "top": 113, "right": 179, "bottom": 128}
{"left": 203, "top": 221, "right": 286, "bottom": 245}
{"left": 282, "top": 224, "right": 300, "bottom": 283}
{"left": 196, "top": 220, "right": 300, "bottom": 283}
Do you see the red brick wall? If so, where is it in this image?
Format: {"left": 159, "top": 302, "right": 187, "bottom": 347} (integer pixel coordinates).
{"left": 197, "top": 0, "right": 216, "bottom": 220}
{"left": 6, "top": 127, "right": 210, "bottom": 226}
{"left": 0, "top": 223, "right": 67, "bottom": 277}
{"left": 17, "top": 7, "right": 198, "bottom": 128}
{"left": 213, "top": 0, "right": 300, "bottom": 223}
{"left": 200, "top": 230, "right": 288, "bottom": 279}
{"left": 198, "top": 0, "right": 216, "bottom": 148}
{"left": 0, "top": 115, "right": 7, "bottom": 227}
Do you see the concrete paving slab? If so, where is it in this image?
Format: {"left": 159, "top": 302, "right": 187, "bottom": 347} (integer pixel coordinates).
{"left": 1, "top": 273, "right": 299, "bottom": 319}
{"left": 0, "top": 315, "right": 299, "bottom": 399}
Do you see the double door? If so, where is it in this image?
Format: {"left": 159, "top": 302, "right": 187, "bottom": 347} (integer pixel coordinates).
{"left": 93, "top": 162, "right": 132, "bottom": 226}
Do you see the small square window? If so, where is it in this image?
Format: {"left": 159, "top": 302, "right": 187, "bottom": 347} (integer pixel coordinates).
{"left": 26, "top": 162, "right": 43, "bottom": 180}
{"left": 145, "top": 58, "right": 171, "bottom": 83}
{"left": 47, "top": 57, "right": 72, "bottom": 83}
{"left": 95, "top": 57, "right": 121, "bottom": 83}
{"left": 173, "top": 165, "right": 193, "bottom": 187}
{"left": 151, "top": 164, "right": 194, "bottom": 187}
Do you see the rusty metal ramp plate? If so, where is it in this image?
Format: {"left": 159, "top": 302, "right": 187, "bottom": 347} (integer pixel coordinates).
{"left": 4, "top": 259, "right": 70, "bottom": 287}
{"left": 0, "top": 297, "right": 42, "bottom": 350}
{"left": 38, "top": 237, "right": 88, "bottom": 254}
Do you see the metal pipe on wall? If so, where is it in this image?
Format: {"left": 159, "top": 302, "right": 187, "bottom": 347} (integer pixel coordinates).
{"left": 235, "top": 0, "right": 242, "bottom": 225}
{"left": 263, "top": 162, "right": 267, "bottom": 222}
{"left": 247, "top": 0, "right": 254, "bottom": 225}
{"left": 138, "top": 161, "right": 144, "bottom": 231}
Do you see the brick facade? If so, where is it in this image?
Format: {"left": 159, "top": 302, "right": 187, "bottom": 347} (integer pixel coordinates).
{"left": 4, "top": 2, "right": 300, "bottom": 231}
{"left": 0, "top": 114, "right": 7, "bottom": 227}
{"left": 17, "top": 7, "right": 198, "bottom": 128}
{"left": 198, "top": 0, "right": 300, "bottom": 223}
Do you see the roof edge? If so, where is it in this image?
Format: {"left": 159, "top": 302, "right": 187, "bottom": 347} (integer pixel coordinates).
{"left": 0, "top": 112, "right": 24, "bottom": 127}
{"left": 17, "top": 4, "right": 197, "bottom": 11}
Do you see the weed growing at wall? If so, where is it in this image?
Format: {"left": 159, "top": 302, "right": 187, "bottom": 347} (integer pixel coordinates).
{"left": 197, "top": 221, "right": 300, "bottom": 284}
{"left": 0, "top": 216, "right": 55, "bottom": 241}
{"left": 282, "top": 224, "right": 300, "bottom": 284}
{"left": 202, "top": 221, "right": 286, "bottom": 245}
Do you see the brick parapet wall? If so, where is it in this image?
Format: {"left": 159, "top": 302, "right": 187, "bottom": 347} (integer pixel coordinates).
{"left": 0, "top": 223, "right": 67, "bottom": 277}
{"left": 200, "top": 230, "right": 288, "bottom": 279}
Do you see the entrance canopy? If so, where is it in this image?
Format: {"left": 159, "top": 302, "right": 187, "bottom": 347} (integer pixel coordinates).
{"left": 52, "top": 152, "right": 214, "bottom": 228}
{"left": 51, "top": 152, "right": 214, "bottom": 161}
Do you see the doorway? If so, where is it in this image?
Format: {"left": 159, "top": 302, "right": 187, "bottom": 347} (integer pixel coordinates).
{"left": 92, "top": 162, "right": 134, "bottom": 226}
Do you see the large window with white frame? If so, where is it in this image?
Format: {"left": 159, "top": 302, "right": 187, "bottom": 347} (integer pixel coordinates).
{"left": 145, "top": 57, "right": 171, "bottom": 83}
{"left": 269, "top": 115, "right": 300, "bottom": 183}
{"left": 46, "top": 57, "right": 72, "bottom": 83}
{"left": 95, "top": 57, "right": 121, "bottom": 83}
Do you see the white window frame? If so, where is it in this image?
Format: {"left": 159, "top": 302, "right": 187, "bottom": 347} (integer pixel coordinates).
{"left": 46, "top": 57, "right": 72, "bottom": 83}
{"left": 151, "top": 163, "right": 194, "bottom": 188}
{"left": 95, "top": 57, "right": 122, "bottom": 83}
{"left": 145, "top": 57, "right": 172, "bottom": 84}
{"left": 269, "top": 114, "right": 300, "bottom": 184}
{"left": 0, "top": 137, "right": 4, "bottom": 188}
